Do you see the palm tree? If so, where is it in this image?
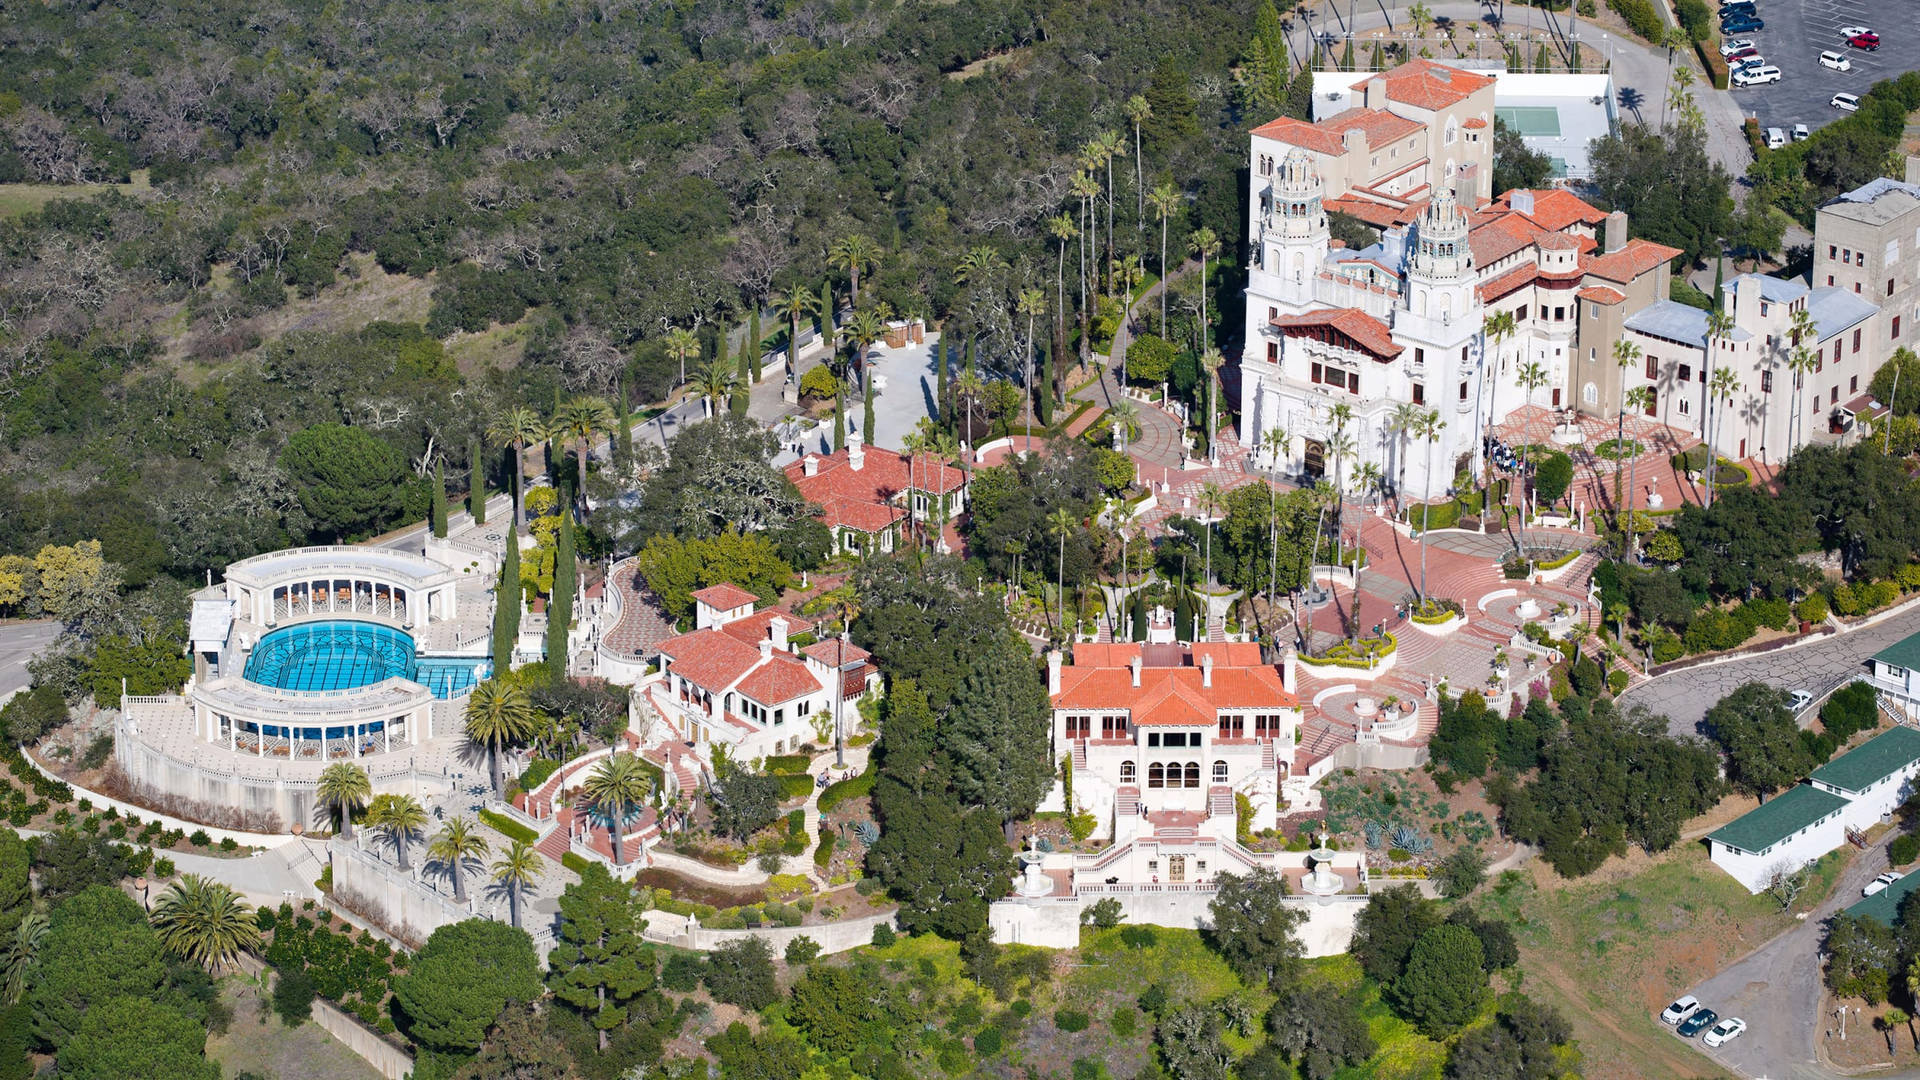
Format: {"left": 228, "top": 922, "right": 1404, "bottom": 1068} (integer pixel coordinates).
{"left": 1622, "top": 385, "right": 1656, "bottom": 558}
{"left": 1702, "top": 309, "right": 1737, "bottom": 507}
{"left": 491, "top": 839, "right": 543, "bottom": 930}
{"left": 1325, "top": 403, "right": 1356, "bottom": 566}
{"left": 1097, "top": 129, "right": 1125, "bottom": 276}
{"left": 1125, "top": 95, "right": 1151, "bottom": 233}
{"left": 953, "top": 245, "right": 1003, "bottom": 288}
{"left": 1610, "top": 337, "right": 1644, "bottom": 512}
{"left": 317, "top": 761, "right": 371, "bottom": 839}
{"left": 1200, "top": 348, "right": 1225, "bottom": 462}
{"left": 464, "top": 678, "right": 537, "bottom": 798}
{"left": 1788, "top": 305, "right": 1819, "bottom": 455}
{"left": 0, "top": 912, "right": 47, "bottom": 1005}
{"left": 1389, "top": 401, "right": 1423, "bottom": 505}
{"left": 953, "top": 370, "right": 986, "bottom": 442}
{"left": 1047, "top": 212, "right": 1077, "bottom": 358}
{"left": 1413, "top": 408, "right": 1446, "bottom": 599}
{"left": 1263, "top": 426, "right": 1290, "bottom": 609}
{"left": 1354, "top": 462, "right": 1384, "bottom": 510}
{"left": 1110, "top": 398, "right": 1142, "bottom": 453}
{"left": 1199, "top": 481, "right": 1227, "bottom": 596}
{"left": 829, "top": 235, "right": 879, "bottom": 305}
{"left": 1016, "top": 288, "right": 1046, "bottom": 416}
{"left": 773, "top": 288, "right": 819, "bottom": 382}
{"left": 581, "top": 753, "right": 654, "bottom": 866}
{"left": 1047, "top": 506, "right": 1076, "bottom": 639}
{"left": 553, "top": 395, "right": 617, "bottom": 515}
{"left": 839, "top": 309, "right": 888, "bottom": 405}
{"left": 1150, "top": 184, "right": 1181, "bottom": 333}
{"left": 427, "top": 816, "right": 490, "bottom": 904}
{"left": 149, "top": 875, "right": 259, "bottom": 974}
{"left": 1479, "top": 309, "right": 1518, "bottom": 519}
{"left": 367, "top": 793, "right": 428, "bottom": 872}
{"left": 487, "top": 406, "right": 545, "bottom": 527}
{"left": 1189, "top": 228, "right": 1220, "bottom": 352}
{"left": 1708, "top": 367, "right": 1742, "bottom": 499}
{"left": 690, "top": 355, "right": 735, "bottom": 418}
{"left": 924, "top": 428, "right": 960, "bottom": 546}
{"left": 1514, "top": 360, "right": 1549, "bottom": 557}
{"left": 1071, "top": 171, "right": 1101, "bottom": 318}
{"left": 663, "top": 327, "right": 701, "bottom": 389}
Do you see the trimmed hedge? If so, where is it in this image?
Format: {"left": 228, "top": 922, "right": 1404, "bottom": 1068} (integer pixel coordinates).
{"left": 763, "top": 754, "right": 811, "bottom": 775}
{"left": 776, "top": 773, "right": 814, "bottom": 801}
{"left": 818, "top": 770, "right": 875, "bottom": 812}
{"left": 1696, "top": 37, "right": 1730, "bottom": 90}
{"left": 517, "top": 758, "right": 561, "bottom": 793}
{"left": 561, "top": 851, "right": 591, "bottom": 875}
{"left": 1536, "top": 549, "right": 1580, "bottom": 571}
{"left": 814, "top": 828, "right": 836, "bottom": 867}
{"left": 478, "top": 808, "right": 539, "bottom": 845}
{"left": 1606, "top": 0, "right": 1663, "bottom": 41}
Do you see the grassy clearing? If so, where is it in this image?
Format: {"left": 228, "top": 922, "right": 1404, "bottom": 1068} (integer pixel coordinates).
{"left": 0, "top": 170, "right": 148, "bottom": 217}
{"left": 205, "top": 974, "right": 382, "bottom": 1080}
{"left": 1483, "top": 845, "right": 1798, "bottom": 1079}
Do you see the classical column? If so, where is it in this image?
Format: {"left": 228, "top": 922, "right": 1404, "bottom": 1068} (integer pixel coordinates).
{"left": 256, "top": 724, "right": 264, "bottom": 757}
{"left": 383, "top": 723, "right": 391, "bottom": 755}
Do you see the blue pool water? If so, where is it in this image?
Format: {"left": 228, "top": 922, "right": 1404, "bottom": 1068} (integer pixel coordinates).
{"left": 243, "top": 621, "right": 486, "bottom": 699}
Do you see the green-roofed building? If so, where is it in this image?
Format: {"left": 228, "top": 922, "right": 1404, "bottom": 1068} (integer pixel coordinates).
{"left": 1707, "top": 784, "right": 1850, "bottom": 893}
{"left": 1810, "top": 724, "right": 1920, "bottom": 829}
{"left": 1847, "top": 871, "right": 1920, "bottom": 927}
{"left": 1869, "top": 633, "right": 1920, "bottom": 718}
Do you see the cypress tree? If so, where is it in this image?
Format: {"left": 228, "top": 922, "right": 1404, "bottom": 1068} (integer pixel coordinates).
{"left": 494, "top": 529, "right": 521, "bottom": 675}
{"left": 1131, "top": 589, "right": 1148, "bottom": 643}
{"left": 1175, "top": 586, "right": 1194, "bottom": 644}
{"left": 547, "top": 511, "right": 576, "bottom": 679}
{"left": 863, "top": 378, "right": 876, "bottom": 444}
{"left": 1339, "top": 37, "right": 1356, "bottom": 72}
{"left": 615, "top": 376, "right": 631, "bottom": 466}
{"left": 431, "top": 458, "right": 448, "bottom": 538}
{"left": 834, "top": 392, "right": 846, "bottom": 450}
{"left": 820, "top": 283, "right": 836, "bottom": 345}
{"left": 469, "top": 437, "right": 486, "bottom": 525}
{"left": 934, "top": 339, "right": 947, "bottom": 422}
{"left": 1039, "top": 347, "right": 1055, "bottom": 427}
{"left": 749, "top": 311, "right": 764, "bottom": 383}
{"left": 728, "top": 330, "right": 749, "bottom": 417}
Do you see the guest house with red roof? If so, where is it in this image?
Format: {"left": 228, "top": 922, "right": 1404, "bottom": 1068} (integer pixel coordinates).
{"left": 641, "top": 584, "right": 879, "bottom": 769}
{"left": 782, "top": 431, "right": 967, "bottom": 556}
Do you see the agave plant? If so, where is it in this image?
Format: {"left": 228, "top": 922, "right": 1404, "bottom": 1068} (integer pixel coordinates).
{"left": 1391, "top": 825, "right": 1434, "bottom": 855}
{"left": 851, "top": 820, "right": 880, "bottom": 847}
{"left": 1362, "top": 820, "right": 1386, "bottom": 850}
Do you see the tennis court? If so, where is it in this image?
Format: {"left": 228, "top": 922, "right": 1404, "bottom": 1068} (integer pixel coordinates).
{"left": 1494, "top": 105, "right": 1563, "bottom": 137}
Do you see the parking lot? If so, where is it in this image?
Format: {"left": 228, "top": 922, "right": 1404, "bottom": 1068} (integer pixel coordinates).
{"left": 1731, "top": 0, "right": 1920, "bottom": 137}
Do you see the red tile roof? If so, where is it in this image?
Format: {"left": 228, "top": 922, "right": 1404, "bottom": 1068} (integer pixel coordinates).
{"left": 1325, "top": 194, "right": 1422, "bottom": 229}
{"left": 1583, "top": 238, "right": 1683, "bottom": 284}
{"left": 1053, "top": 643, "right": 1297, "bottom": 722}
{"left": 783, "top": 444, "right": 964, "bottom": 536}
{"left": 1352, "top": 59, "right": 1495, "bottom": 111}
{"left": 1535, "top": 231, "right": 1581, "bottom": 251}
{"left": 1249, "top": 115, "right": 1348, "bottom": 156}
{"left": 1463, "top": 117, "right": 1488, "bottom": 129}
{"left": 1578, "top": 285, "right": 1627, "bottom": 305}
{"left": 1496, "top": 189, "right": 1607, "bottom": 231}
{"left": 718, "top": 607, "right": 817, "bottom": 646}
{"left": 1467, "top": 213, "right": 1546, "bottom": 266}
{"left": 657, "top": 628, "right": 763, "bottom": 692}
{"left": 1272, "top": 308, "right": 1403, "bottom": 360}
{"left": 735, "top": 655, "right": 821, "bottom": 706}
{"left": 692, "top": 584, "right": 759, "bottom": 611}
{"left": 802, "top": 639, "right": 873, "bottom": 666}
{"left": 1318, "top": 106, "right": 1425, "bottom": 147}
{"left": 1478, "top": 263, "right": 1537, "bottom": 303}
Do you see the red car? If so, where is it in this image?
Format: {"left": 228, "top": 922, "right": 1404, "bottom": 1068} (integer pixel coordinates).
{"left": 1850, "top": 32, "right": 1881, "bottom": 50}
{"left": 1726, "top": 46, "right": 1760, "bottom": 63}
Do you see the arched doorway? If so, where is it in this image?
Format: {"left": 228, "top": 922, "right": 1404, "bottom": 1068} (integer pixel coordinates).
{"left": 1168, "top": 854, "right": 1187, "bottom": 883}
{"left": 1303, "top": 439, "right": 1326, "bottom": 478}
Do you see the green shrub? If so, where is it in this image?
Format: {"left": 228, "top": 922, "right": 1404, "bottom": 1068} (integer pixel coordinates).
{"left": 1535, "top": 549, "right": 1579, "bottom": 571}
{"left": 516, "top": 758, "right": 561, "bottom": 793}
{"left": 818, "top": 770, "right": 874, "bottom": 812}
{"left": 763, "top": 754, "right": 811, "bottom": 775}
{"left": 189, "top": 829, "right": 211, "bottom": 847}
{"left": 871, "top": 922, "right": 896, "bottom": 948}
{"left": 560, "top": 852, "right": 591, "bottom": 875}
{"left": 1822, "top": 681, "right": 1880, "bottom": 741}
{"left": 477, "top": 808, "right": 538, "bottom": 845}
{"left": 1109, "top": 1006, "right": 1137, "bottom": 1038}
{"left": 662, "top": 953, "right": 704, "bottom": 991}
{"left": 1741, "top": 597, "right": 1793, "bottom": 631}
{"left": 1412, "top": 498, "right": 1461, "bottom": 531}
{"left": 813, "top": 828, "right": 835, "bottom": 867}
{"left": 1055, "top": 1009, "right": 1091, "bottom": 1033}
{"left": 1797, "top": 594, "right": 1830, "bottom": 624}
{"left": 973, "top": 1026, "right": 1004, "bottom": 1056}
{"left": 1011, "top": 999, "right": 1033, "bottom": 1018}
{"left": 774, "top": 773, "right": 814, "bottom": 801}
{"left": 785, "top": 936, "right": 821, "bottom": 965}
{"left": 272, "top": 967, "right": 317, "bottom": 1026}
{"left": 1607, "top": 668, "right": 1630, "bottom": 695}
{"left": 1893, "top": 834, "right": 1920, "bottom": 867}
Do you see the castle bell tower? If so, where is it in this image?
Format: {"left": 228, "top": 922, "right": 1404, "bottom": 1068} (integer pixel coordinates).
{"left": 1405, "top": 182, "right": 1474, "bottom": 328}
{"left": 1265, "top": 148, "right": 1329, "bottom": 306}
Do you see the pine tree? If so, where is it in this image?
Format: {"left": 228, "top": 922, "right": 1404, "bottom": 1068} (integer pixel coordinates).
{"left": 1247, "top": 0, "right": 1291, "bottom": 115}
{"left": 863, "top": 377, "right": 876, "bottom": 442}
{"left": 493, "top": 529, "right": 521, "bottom": 675}
{"left": 547, "top": 512, "right": 576, "bottom": 679}
{"left": 431, "top": 458, "right": 448, "bottom": 538}
{"left": 748, "top": 311, "right": 764, "bottom": 383}
{"left": 468, "top": 437, "right": 486, "bottom": 525}
{"left": 945, "top": 632, "right": 1054, "bottom": 830}
{"left": 547, "top": 864, "right": 659, "bottom": 1052}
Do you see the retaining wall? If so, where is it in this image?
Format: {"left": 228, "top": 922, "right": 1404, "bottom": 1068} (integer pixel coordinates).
{"left": 988, "top": 892, "right": 1366, "bottom": 954}
{"left": 641, "top": 908, "right": 896, "bottom": 956}
{"left": 234, "top": 953, "right": 415, "bottom": 1080}
{"left": 21, "top": 743, "right": 297, "bottom": 848}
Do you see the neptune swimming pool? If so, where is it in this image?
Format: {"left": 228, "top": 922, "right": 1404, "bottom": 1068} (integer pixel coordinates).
{"left": 242, "top": 621, "right": 485, "bottom": 699}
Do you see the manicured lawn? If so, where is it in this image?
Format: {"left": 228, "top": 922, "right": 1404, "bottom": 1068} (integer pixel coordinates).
{"left": 206, "top": 975, "right": 382, "bottom": 1080}
{"left": 1483, "top": 846, "right": 1798, "bottom": 1079}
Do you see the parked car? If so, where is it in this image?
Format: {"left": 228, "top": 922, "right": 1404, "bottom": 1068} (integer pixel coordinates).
{"left": 1723, "top": 16, "right": 1765, "bottom": 32}
{"left": 1733, "top": 65, "right": 1783, "bottom": 87}
{"left": 1726, "top": 46, "right": 1761, "bottom": 64}
{"left": 1720, "top": 0, "right": 1756, "bottom": 12}
{"left": 1850, "top": 32, "right": 1881, "bottom": 51}
{"left": 1720, "top": 38, "right": 1756, "bottom": 57}
{"left": 1765, "top": 127, "right": 1788, "bottom": 149}
{"left": 1703, "top": 1017, "right": 1748, "bottom": 1048}
{"left": 1793, "top": 124, "right": 1811, "bottom": 143}
{"left": 1820, "top": 51, "right": 1853, "bottom": 72}
{"left": 1838, "top": 26, "right": 1875, "bottom": 39}
{"left": 1661, "top": 995, "right": 1702, "bottom": 1025}
{"left": 1732, "top": 56, "right": 1768, "bottom": 73}
{"left": 1833, "top": 92, "right": 1861, "bottom": 111}
{"left": 1791, "top": 689, "right": 1814, "bottom": 710}
{"left": 1864, "top": 871, "right": 1903, "bottom": 896}
{"left": 1678, "top": 1009, "right": 1721, "bottom": 1038}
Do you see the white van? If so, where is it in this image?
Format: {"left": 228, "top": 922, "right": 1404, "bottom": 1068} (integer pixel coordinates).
{"left": 1765, "top": 127, "right": 1787, "bottom": 149}
{"left": 1820, "top": 50, "right": 1852, "bottom": 72}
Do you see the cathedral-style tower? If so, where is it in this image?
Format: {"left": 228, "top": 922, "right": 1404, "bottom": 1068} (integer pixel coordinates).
{"left": 1262, "top": 149, "right": 1329, "bottom": 306}
{"left": 1405, "top": 183, "right": 1473, "bottom": 325}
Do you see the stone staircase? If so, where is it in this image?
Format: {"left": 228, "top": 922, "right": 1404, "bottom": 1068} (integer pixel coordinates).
{"left": 1208, "top": 785, "right": 1235, "bottom": 817}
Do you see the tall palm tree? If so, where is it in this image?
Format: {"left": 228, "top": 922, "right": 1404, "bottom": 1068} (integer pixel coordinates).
{"left": 1047, "top": 507, "right": 1076, "bottom": 639}
{"left": 1708, "top": 367, "right": 1742, "bottom": 491}
{"left": 953, "top": 370, "right": 987, "bottom": 443}
{"left": 1263, "top": 426, "right": 1290, "bottom": 611}
{"left": 580, "top": 753, "right": 653, "bottom": 866}
{"left": 1200, "top": 348, "right": 1225, "bottom": 462}
{"left": 1611, "top": 337, "right": 1644, "bottom": 513}
{"left": 829, "top": 234, "right": 879, "bottom": 305}
{"left": 774, "top": 288, "right": 819, "bottom": 383}
{"left": 663, "top": 327, "right": 701, "bottom": 389}
{"left": 899, "top": 428, "right": 927, "bottom": 550}
{"left": 1071, "top": 171, "right": 1101, "bottom": 318}
{"left": 1189, "top": 228, "right": 1221, "bottom": 352}
{"left": 839, "top": 309, "right": 888, "bottom": 406}
{"left": 1514, "top": 359, "right": 1549, "bottom": 557}
{"left": 1110, "top": 398, "right": 1142, "bottom": 453}
{"left": 1354, "top": 462, "right": 1384, "bottom": 509}
{"left": 1413, "top": 408, "right": 1446, "bottom": 599}
{"left": 1097, "top": 129, "right": 1125, "bottom": 277}
{"left": 367, "top": 792, "right": 427, "bottom": 872}
{"left": 1389, "top": 401, "right": 1423, "bottom": 505}
{"left": 427, "top": 816, "right": 490, "bottom": 904}
{"left": 1702, "top": 308, "right": 1737, "bottom": 507}
{"left": 491, "top": 839, "right": 543, "bottom": 930}
{"left": 1788, "top": 305, "right": 1820, "bottom": 454}
{"left": 1478, "top": 310, "right": 1518, "bottom": 519}
{"left": 0, "top": 912, "right": 47, "bottom": 1005}
{"left": 1150, "top": 184, "right": 1181, "bottom": 333}
{"left": 690, "top": 356, "right": 735, "bottom": 418}
{"left": 1125, "top": 95, "right": 1151, "bottom": 233}
{"left": 553, "top": 395, "right": 617, "bottom": 515}
{"left": 149, "top": 875, "right": 259, "bottom": 974}
{"left": 316, "top": 761, "right": 371, "bottom": 839}
{"left": 1325, "top": 403, "right": 1356, "bottom": 566}
{"left": 1622, "top": 385, "right": 1656, "bottom": 558}
{"left": 1047, "top": 212, "right": 1076, "bottom": 358}
{"left": 487, "top": 406, "right": 545, "bottom": 527}
{"left": 1016, "top": 288, "right": 1046, "bottom": 416}
{"left": 464, "top": 678, "right": 537, "bottom": 798}
{"left": 924, "top": 428, "right": 960, "bottom": 546}
{"left": 1199, "top": 481, "right": 1227, "bottom": 596}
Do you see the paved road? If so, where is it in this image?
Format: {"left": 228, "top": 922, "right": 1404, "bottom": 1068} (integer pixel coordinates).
{"left": 0, "top": 620, "right": 59, "bottom": 699}
{"left": 1683, "top": 841, "right": 1910, "bottom": 1079}
{"left": 1619, "top": 603, "right": 1920, "bottom": 739}
{"left": 1738, "top": 0, "right": 1915, "bottom": 138}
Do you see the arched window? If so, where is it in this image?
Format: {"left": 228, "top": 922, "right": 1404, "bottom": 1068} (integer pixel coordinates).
{"left": 1184, "top": 762, "right": 1201, "bottom": 788}
{"left": 1583, "top": 382, "right": 1598, "bottom": 405}
{"left": 1212, "top": 760, "right": 1229, "bottom": 783}
{"left": 1148, "top": 763, "right": 1165, "bottom": 789}
{"left": 1120, "top": 760, "right": 1137, "bottom": 784}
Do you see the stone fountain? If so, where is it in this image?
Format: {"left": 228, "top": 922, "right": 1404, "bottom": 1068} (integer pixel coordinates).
{"left": 1014, "top": 835, "right": 1052, "bottom": 898}
{"left": 1302, "top": 831, "right": 1343, "bottom": 898}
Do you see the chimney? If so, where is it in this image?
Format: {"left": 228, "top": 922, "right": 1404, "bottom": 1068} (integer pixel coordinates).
{"left": 1130, "top": 653, "right": 1143, "bottom": 689}
{"left": 847, "top": 430, "right": 865, "bottom": 471}
{"left": 758, "top": 636, "right": 773, "bottom": 662}
{"left": 1342, "top": 128, "right": 1368, "bottom": 156}
{"left": 1047, "top": 650, "right": 1062, "bottom": 695}
{"left": 802, "top": 454, "right": 819, "bottom": 477}
{"left": 1510, "top": 190, "right": 1535, "bottom": 218}
{"left": 1363, "top": 76, "right": 1387, "bottom": 110}
{"left": 1282, "top": 647, "right": 1298, "bottom": 693}
{"left": 769, "top": 615, "right": 789, "bottom": 652}
{"left": 1605, "top": 210, "right": 1628, "bottom": 254}
{"left": 1201, "top": 652, "right": 1215, "bottom": 689}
